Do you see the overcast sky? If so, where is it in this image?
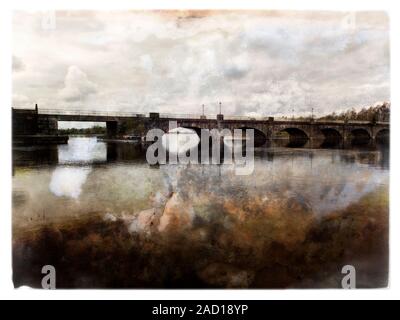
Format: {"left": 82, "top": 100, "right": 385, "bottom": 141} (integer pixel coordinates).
{"left": 12, "top": 10, "right": 390, "bottom": 117}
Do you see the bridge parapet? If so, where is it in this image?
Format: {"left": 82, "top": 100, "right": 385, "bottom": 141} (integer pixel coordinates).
{"left": 38, "top": 108, "right": 147, "bottom": 118}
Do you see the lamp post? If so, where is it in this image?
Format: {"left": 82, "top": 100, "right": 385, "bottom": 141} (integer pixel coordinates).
{"left": 217, "top": 102, "right": 223, "bottom": 122}
{"left": 200, "top": 104, "right": 206, "bottom": 119}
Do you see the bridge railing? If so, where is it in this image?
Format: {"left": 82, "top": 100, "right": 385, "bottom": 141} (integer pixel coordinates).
{"left": 15, "top": 107, "right": 389, "bottom": 125}
{"left": 159, "top": 113, "right": 210, "bottom": 119}
{"left": 274, "top": 117, "right": 313, "bottom": 122}
{"left": 38, "top": 108, "right": 148, "bottom": 118}
{"left": 224, "top": 115, "right": 269, "bottom": 120}
{"left": 159, "top": 113, "right": 267, "bottom": 120}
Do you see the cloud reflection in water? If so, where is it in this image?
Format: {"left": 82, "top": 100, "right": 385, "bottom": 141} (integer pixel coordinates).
{"left": 49, "top": 137, "right": 106, "bottom": 199}
{"left": 49, "top": 167, "right": 91, "bottom": 199}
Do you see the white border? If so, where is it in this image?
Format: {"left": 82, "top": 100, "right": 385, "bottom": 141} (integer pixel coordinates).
{"left": 1, "top": 0, "right": 399, "bottom": 300}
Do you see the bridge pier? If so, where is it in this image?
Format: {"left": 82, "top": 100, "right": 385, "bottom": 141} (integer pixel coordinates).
{"left": 37, "top": 115, "right": 58, "bottom": 135}
{"left": 106, "top": 121, "right": 119, "bottom": 138}
{"left": 12, "top": 107, "right": 68, "bottom": 145}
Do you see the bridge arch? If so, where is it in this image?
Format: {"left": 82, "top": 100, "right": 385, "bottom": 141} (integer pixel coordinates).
{"left": 275, "top": 127, "right": 309, "bottom": 148}
{"left": 320, "top": 128, "right": 342, "bottom": 147}
{"left": 350, "top": 128, "right": 371, "bottom": 145}
{"left": 178, "top": 125, "right": 214, "bottom": 150}
{"left": 321, "top": 128, "right": 342, "bottom": 140}
{"left": 279, "top": 128, "right": 309, "bottom": 139}
{"left": 162, "top": 126, "right": 201, "bottom": 154}
{"left": 237, "top": 127, "right": 268, "bottom": 147}
{"left": 350, "top": 128, "right": 371, "bottom": 139}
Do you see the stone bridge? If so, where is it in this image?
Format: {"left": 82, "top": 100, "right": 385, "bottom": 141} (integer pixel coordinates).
{"left": 12, "top": 106, "right": 389, "bottom": 146}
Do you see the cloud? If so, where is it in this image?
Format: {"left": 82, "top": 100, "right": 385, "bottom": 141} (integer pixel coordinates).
{"left": 49, "top": 167, "right": 91, "bottom": 199}
{"left": 58, "top": 66, "right": 97, "bottom": 102}
{"left": 12, "top": 11, "right": 389, "bottom": 116}
{"left": 223, "top": 54, "right": 250, "bottom": 79}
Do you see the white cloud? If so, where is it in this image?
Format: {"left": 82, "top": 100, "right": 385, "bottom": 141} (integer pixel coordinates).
{"left": 12, "top": 11, "right": 389, "bottom": 116}
{"left": 49, "top": 167, "right": 91, "bottom": 199}
{"left": 58, "top": 66, "right": 97, "bottom": 102}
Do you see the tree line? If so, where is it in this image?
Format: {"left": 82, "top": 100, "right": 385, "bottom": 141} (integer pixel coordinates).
{"left": 278, "top": 102, "right": 390, "bottom": 122}
{"left": 318, "top": 102, "right": 390, "bottom": 122}
{"left": 58, "top": 125, "right": 106, "bottom": 135}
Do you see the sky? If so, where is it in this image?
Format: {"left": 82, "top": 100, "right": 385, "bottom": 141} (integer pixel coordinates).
{"left": 12, "top": 10, "right": 390, "bottom": 118}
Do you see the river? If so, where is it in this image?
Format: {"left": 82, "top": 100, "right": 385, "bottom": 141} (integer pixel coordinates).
{"left": 12, "top": 136, "right": 389, "bottom": 288}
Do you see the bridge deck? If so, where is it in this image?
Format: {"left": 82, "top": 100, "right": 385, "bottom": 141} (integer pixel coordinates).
{"left": 12, "top": 107, "right": 389, "bottom": 126}
{"left": 30, "top": 108, "right": 388, "bottom": 126}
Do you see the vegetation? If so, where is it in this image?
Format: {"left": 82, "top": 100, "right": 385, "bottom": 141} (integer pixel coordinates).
{"left": 278, "top": 102, "right": 390, "bottom": 122}
{"left": 58, "top": 125, "right": 106, "bottom": 135}
{"left": 318, "top": 102, "right": 390, "bottom": 122}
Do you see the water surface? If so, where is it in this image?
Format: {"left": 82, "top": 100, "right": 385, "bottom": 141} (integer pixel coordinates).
{"left": 12, "top": 137, "right": 389, "bottom": 288}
